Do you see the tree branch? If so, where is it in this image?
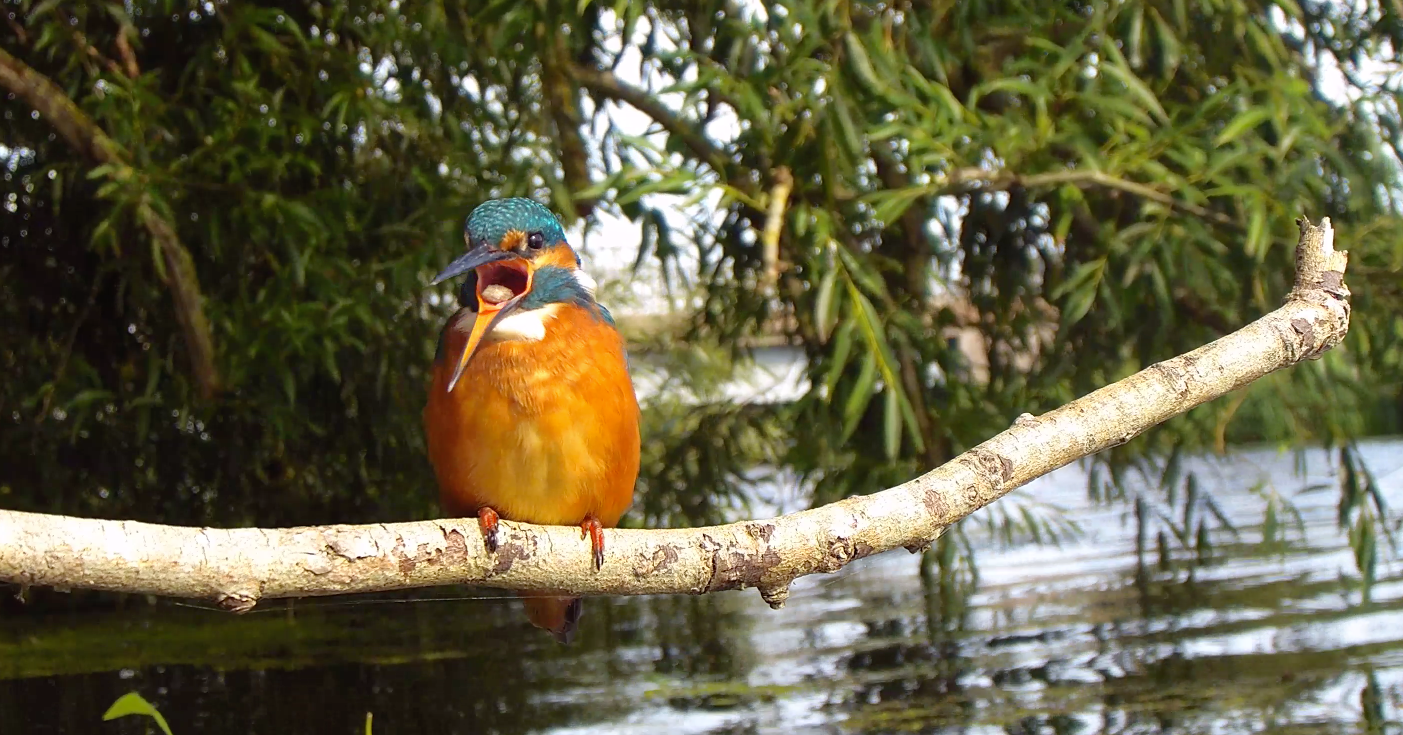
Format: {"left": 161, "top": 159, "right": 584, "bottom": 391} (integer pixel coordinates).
{"left": 760, "top": 166, "right": 793, "bottom": 293}
{"left": 542, "top": 36, "right": 594, "bottom": 219}
{"left": 0, "top": 46, "right": 220, "bottom": 399}
{"left": 111, "top": 6, "right": 140, "bottom": 79}
{"left": 569, "top": 63, "right": 733, "bottom": 177}
{"left": 0, "top": 219, "right": 1349, "bottom": 612}
{"left": 4, "top": 13, "right": 28, "bottom": 44}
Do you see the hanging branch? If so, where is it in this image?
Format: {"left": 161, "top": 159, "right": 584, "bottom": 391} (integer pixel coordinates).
{"left": 0, "top": 218, "right": 1350, "bottom": 613}
{"left": 0, "top": 46, "right": 221, "bottom": 399}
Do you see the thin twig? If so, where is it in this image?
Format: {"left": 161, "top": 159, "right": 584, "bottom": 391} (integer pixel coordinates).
{"left": 4, "top": 13, "right": 28, "bottom": 44}
{"left": 58, "top": 9, "right": 126, "bottom": 78}
{"left": 112, "top": 9, "right": 139, "bottom": 78}
{"left": 760, "top": 166, "right": 793, "bottom": 293}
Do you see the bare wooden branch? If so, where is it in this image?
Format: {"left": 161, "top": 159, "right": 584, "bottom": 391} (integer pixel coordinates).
{"left": 0, "top": 219, "right": 1349, "bottom": 613}
{"left": 0, "top": 46, "right": 220, "bottom": 398}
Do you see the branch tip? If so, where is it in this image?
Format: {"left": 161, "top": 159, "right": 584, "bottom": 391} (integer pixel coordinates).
{"left": 1290, "top": 214, "right": 1350, "bottom": 308}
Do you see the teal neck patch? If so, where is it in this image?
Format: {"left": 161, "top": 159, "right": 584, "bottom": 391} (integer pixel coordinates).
{"left": 523, "top": 266, "right": 616, "bottom": 326}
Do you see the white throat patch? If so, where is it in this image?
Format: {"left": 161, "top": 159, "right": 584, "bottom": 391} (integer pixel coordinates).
{"left": 457, "top": 303, "right": 560, "bottom": 343}
{"left": 572, "top": 268, "right": 598, "bottom": 297}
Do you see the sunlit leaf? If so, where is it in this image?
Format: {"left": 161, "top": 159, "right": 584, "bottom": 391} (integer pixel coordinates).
{"left": 1214, "top": 108, "right": 1272, "bottom": 148}
{"left": 814, "top": 266, "right": 841, "bottom": 341}
{"left": 841, "top": 351, "right": 878, "bottom": 440}
{"left": 882, "top": 386, "right": 901, "bottom": 459}
{"left": 103, "top": 693, "right": 174, "bottom": 735}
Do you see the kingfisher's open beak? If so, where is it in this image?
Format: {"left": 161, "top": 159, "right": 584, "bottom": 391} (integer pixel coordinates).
{"left": 433, "top": 246, "right": 535, "bottom": 393}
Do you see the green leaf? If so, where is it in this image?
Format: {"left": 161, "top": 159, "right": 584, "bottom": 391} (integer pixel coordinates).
{"left": 846, "top": 281, "right": 925, "bottom": 452}
{"left": 1214, "top": 108, "right": 1272, "bottom": 148}
{"left": 847, "top": 283, "right": 900, "bottom": 380}
{"left": 841, "top": 351, "right": 878, "bottom": 440}
{"left": 1061, "top": 285, "right": 1097, "bottom": 330}
{"left": 823, "top": 319, "right": 856, "bottom": 395}
{"left": 842, "top": 33, "right": 882, "bottom": 91}
{"left": 836, "top": 246, "right": 888, "bottom": 300}
{"left": 103, "top": 693, "right": 175, "bottom": 735}
{"left": 1099, "top": 57, "right": 1168, "bottom": 124}
{"left": 1052, "top": 259, "right": 1106, "bottom": 328}
{"left": 883, "top": 385, "right": 901, "bottom": 460}
{"left": 969, "top": 76, "right": 1048, "bottom": 109}
{"left": 866, "top": 186, "right": 931, "bottom": 226}
{"left": 827, "top": 93, "right": 865, "bottom": 165}
{"left": 814, "top": 266, "right": 841, "bottom": 341}
{"left": 1245, "top": 205, "right": 1267, "bottom": 261}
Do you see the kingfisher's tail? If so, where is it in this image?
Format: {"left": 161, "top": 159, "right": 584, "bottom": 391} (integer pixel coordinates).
{"left": 521, "top": 592, "right": 583, "bottom": 644}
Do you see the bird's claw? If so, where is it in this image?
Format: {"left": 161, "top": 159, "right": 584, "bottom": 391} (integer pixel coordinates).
{"left": 478, "top": 507, "right": 501, "bottom": 553}
{"left": 580, "top": 517, "right": 605, "bottom": 571}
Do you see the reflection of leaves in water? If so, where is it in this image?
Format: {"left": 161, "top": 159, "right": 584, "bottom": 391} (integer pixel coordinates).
{"left": 841, "top": 640, "right": 1399, "bottom": 734}
{"left": 1078, "top": 442, "right": 1399, "bottom": 600}
{"left": 645, "top": 681, "right": 801, "bottom": 711}
{"left": 1338, "top": 444, "right": 1398, "bottom": 603}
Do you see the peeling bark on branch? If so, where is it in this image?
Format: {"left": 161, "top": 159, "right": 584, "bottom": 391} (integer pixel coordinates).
{"left": 0, "top": 46, "right": 220, "bottom": 399}
{"left": 0, "top": 219, "right": 1350, "bottom": 612}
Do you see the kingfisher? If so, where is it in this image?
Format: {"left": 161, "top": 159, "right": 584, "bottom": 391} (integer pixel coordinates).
{"left": 423, "top": 197, "right": 641, "bottom": 644}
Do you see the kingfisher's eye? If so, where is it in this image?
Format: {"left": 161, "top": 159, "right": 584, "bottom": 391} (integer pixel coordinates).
{"left": 526, "top": 232, "right": 545, "bottom": 250}
{"left": 478, "top": 237, "right": 491, "bottom": 249}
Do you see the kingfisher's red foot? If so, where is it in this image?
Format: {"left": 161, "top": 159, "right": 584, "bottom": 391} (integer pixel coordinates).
{"left": 478, "top": 507, "right": 501, "bottom": 553}
{"left": 580, "top": 516, "right": 605, "bottom": 571}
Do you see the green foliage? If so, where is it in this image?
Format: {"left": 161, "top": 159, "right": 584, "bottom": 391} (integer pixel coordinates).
{"left": 1, "top": 1, "right": 1400, "bottom": 587}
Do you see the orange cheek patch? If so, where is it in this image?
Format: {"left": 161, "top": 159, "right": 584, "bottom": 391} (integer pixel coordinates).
{"left": 541, "top": 244, "right": 581, "bottom": 269}
{"left": 498, "top": 230, "right": 526, "bottom": 250}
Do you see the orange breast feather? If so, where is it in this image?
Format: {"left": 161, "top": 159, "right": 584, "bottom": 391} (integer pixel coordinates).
{"left": 423, "top": 305, "right": 640, "bottom": 529}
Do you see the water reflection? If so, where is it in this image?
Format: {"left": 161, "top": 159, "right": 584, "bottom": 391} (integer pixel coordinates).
{"left": 2, "top": 440, "right": 1401, "bottom": 734}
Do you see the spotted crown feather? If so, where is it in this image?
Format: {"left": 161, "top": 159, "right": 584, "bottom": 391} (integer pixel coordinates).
{"left": 465, "top": 198, "right": 568, "bottom": 253}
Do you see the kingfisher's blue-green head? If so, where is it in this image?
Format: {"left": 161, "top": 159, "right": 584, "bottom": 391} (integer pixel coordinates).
{"left": 431, "top": 197, "right": 611, "bottom": 392}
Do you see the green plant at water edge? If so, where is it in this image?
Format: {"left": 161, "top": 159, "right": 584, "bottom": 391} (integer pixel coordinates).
{"left": 102, "top": 692, "right": 376, "bottom": 735}
{"left": 102, "top": 692, "right": 173, "bottom": 735}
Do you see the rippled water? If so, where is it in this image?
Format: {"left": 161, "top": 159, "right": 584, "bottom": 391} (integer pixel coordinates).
{"left": 3, "top": 439, "right": 1401, "bottom": 734}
